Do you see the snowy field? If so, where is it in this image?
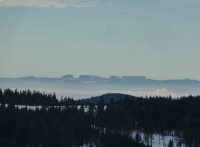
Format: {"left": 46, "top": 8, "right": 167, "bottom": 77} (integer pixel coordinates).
{"left": 152, "top": 134, "right": 176, "bottom": 147}
{"left": 81, "top": 132, "right": 178, "bottom": 147}
{"left": 1, "top": 104, "right": 90, "bottom": 112}
{"left": 80, "top": 133, "right": 178, "bottom": 147}
{"left": 0, "top": 104, "right": 107, "bottom": 113}
{"left": 131, "top": 131, "right": 178, "bottom": 147}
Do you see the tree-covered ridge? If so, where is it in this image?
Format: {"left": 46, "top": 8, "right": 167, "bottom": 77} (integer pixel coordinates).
{"left": 0, "top": 89, "right": 58, "bottom": 106}
{"left": 0, "top": 88, "right": 200, "bottom": 147}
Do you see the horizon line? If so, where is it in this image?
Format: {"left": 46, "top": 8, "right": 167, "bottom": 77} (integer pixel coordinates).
{"left": 0, "top": 74, "right": 199, "bottom": 81}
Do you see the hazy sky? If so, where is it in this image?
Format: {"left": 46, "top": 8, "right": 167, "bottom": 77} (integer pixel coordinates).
{"left": 0, "top": 0, "right": 200, "bottom": 80}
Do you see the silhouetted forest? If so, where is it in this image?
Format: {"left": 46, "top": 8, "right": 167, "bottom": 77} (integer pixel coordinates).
{"left": 0, "top": 89, "right": 200, "bottom": 147}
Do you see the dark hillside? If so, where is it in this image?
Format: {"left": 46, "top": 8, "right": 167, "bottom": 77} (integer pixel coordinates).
{"left": 79, "top": 93, "right": 139, "bottom": 103}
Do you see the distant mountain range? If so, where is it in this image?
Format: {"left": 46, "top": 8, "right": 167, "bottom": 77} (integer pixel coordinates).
{"left": 0, "top": 75, "right": 147, "bottom": 82}
{"left": 0, "top": 75, "right": 200, "bottom": 99}
{"left": 1, "top": 74, "right": 200, "bottom": 85}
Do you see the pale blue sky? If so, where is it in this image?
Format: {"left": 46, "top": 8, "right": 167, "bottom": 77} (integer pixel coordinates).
{"left": 0, "top": 0, "right": 200, "bottom": 80}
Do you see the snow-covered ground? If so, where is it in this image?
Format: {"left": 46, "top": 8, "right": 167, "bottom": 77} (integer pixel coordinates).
{"left": 80, "top": 132, "right": 178, "bottom": 147}
{"left": 132, "top": 131, "right": 177, "bottom": 147}
{"left": 149, "top": 134, "right": 176, "bottom": 147}
{"left": 0, "top": 104, "right": 107, "bottom": 113}
{"left": 1, "top": 104, "right": 43, "bottom": 110}
{"left": 1, "top": 104, "right": 91, "bottom": 112}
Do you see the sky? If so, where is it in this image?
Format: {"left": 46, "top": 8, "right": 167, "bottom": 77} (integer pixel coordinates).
{"left": 0, "top": 0, "right": 200, "bottom": 80}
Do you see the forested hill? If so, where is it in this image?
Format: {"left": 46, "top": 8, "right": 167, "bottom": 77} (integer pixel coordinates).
{"left": 0, "top": 89, "right": 138, "bottom": 106}
{"left": 0, "top": 89, "right": 138, "bottom": 105}
{"left": 1, "top": 88, "right": 200, "bottom": 146}
{"left": 79, "top": 93, "right": 139, "bottom": 103}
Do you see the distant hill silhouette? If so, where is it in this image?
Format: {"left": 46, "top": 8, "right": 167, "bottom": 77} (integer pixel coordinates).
{"left": 79, "top": 93, "right": 139, "bottom": 103}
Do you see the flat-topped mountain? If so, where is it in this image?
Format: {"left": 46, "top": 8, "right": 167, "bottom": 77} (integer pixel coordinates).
{"left": 1, "top": 75, "right": 200, "bottom": 88}
{"left": 0, "top": 75, "right": 200, "bottom": 99}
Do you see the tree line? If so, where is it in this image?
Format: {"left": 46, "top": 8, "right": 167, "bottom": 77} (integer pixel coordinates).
{"left": 0, "top": 88, "right": 200, "bottom": 147}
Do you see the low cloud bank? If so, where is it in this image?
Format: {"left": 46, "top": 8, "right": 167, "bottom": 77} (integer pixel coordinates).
{"left": 11, "top": 88, "right": 189, "bottom": 100}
